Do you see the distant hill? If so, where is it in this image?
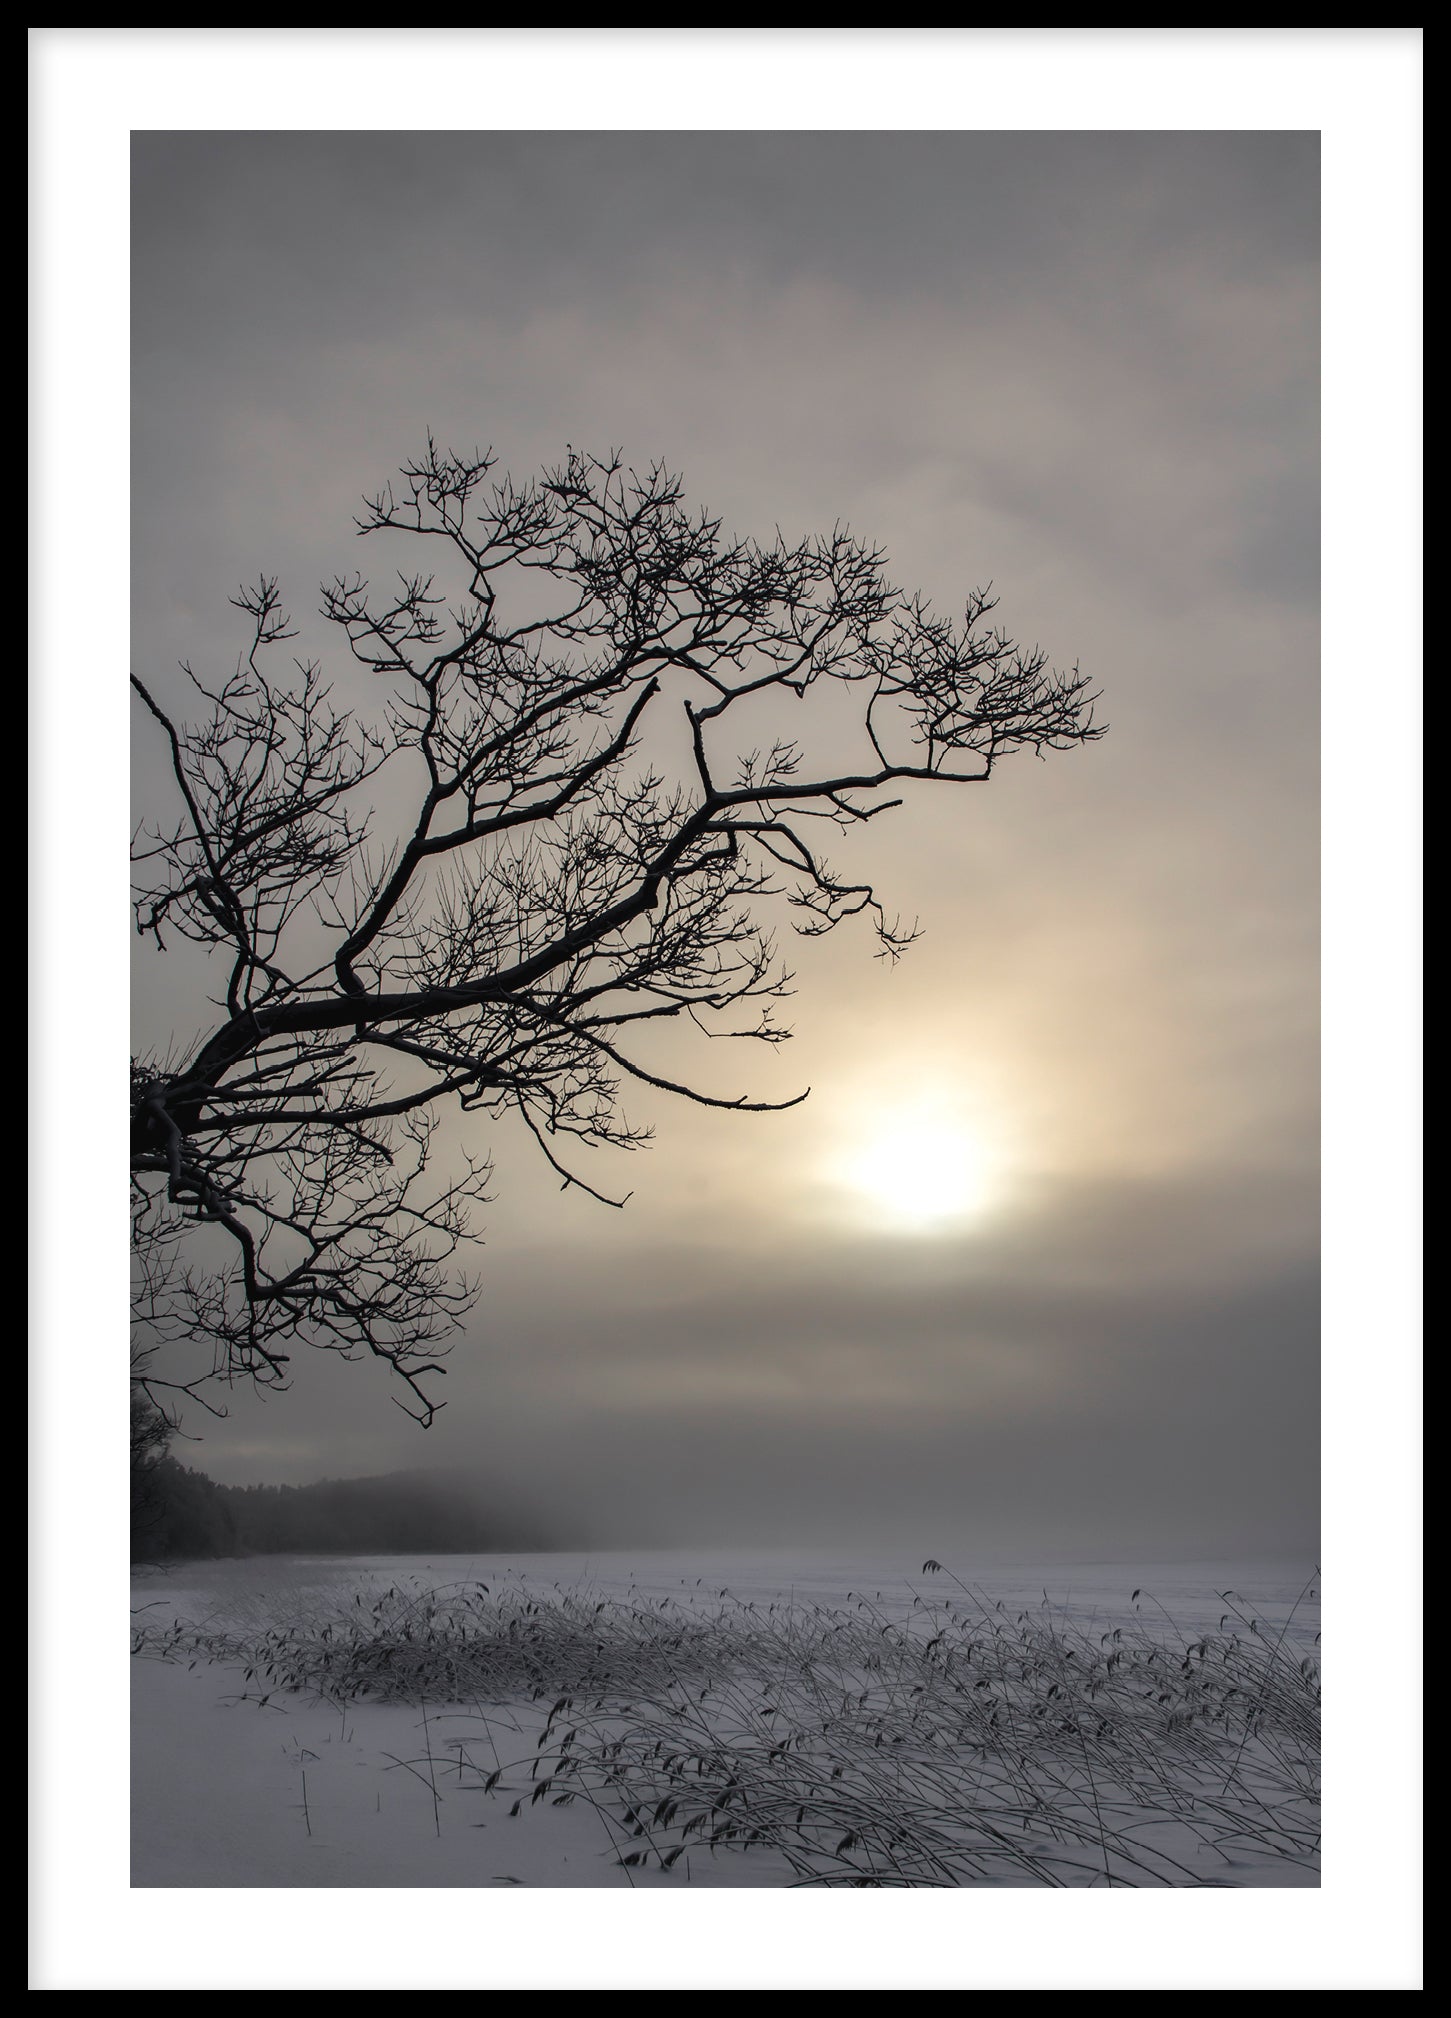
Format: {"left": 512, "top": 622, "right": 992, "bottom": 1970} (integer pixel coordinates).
{"left": 130, "top": 1458, "right": 558, "bottom": 1562}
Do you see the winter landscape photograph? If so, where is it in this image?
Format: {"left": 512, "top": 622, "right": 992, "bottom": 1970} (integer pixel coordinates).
{"left": 32, "top": 29, "right": 1421, "bottom": 1995}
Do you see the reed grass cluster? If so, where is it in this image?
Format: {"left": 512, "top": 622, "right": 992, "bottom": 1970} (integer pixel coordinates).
{"left": 133, "top": 1564, "right": 1319, "bottom": 1887}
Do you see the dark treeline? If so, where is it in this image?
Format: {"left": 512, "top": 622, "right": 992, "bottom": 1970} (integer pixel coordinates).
{"left": 130, "top": 1396, "right": 553, "bottom": 1561}
{"left": 131, "top": 1457, "right": 556, "bottom": 1562}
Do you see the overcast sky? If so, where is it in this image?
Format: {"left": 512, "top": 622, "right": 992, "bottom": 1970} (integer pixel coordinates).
{"left": 131, "top": 131, "right": 1319, "bottom": 1559}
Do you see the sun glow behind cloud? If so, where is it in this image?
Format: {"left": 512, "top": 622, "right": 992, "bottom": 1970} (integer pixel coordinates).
{"left": 829, "top": 1092, "right": 1010, "bottom": 1234}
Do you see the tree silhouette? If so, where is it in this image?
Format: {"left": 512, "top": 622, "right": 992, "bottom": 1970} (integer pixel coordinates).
{"left": 129, "top": 1368, "right": 178, "bottom": 1548}
{"left": 132, "top": 441, "right": 1104, "bottom": 1424}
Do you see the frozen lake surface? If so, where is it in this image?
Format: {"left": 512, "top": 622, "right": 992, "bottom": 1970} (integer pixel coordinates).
{"left": 132, "top": 1549, "right": 1319, "bottom": 1889}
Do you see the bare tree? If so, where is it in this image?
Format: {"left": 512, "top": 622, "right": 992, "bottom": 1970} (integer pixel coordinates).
{"left": 132, "top": 441, "right": 1104, "bottom": 1425}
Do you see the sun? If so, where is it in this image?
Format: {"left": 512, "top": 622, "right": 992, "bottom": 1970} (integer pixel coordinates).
{"left": 837, "top": 1112, "right": 997, "bottom": 1232}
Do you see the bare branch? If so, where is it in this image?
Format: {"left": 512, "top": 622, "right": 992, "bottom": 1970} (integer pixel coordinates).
{"left": 132, "top": 442, "right": 1104, "bottom": 1421}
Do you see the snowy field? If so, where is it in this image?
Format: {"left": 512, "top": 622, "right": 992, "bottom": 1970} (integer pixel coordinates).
{"left": 132, "top": 1550, "right": 1320, "bottom": 1891}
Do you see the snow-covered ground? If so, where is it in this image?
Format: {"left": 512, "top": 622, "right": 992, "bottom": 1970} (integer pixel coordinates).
{"left": 132, "top": 1550, "right": 1319, "bottom": 1891}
